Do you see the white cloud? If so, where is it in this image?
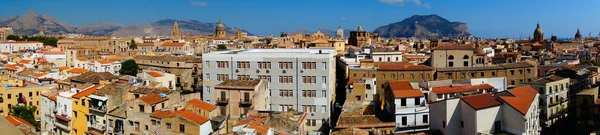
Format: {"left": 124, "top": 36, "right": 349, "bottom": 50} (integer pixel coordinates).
{"left": 189, "top": 0, "right": 208, "bottom": 7}
{"left": 379, "top": 0, "right": 426, "bottom": 7}
{"left": 423, "top": 2, "right": 431, "bottom": 8}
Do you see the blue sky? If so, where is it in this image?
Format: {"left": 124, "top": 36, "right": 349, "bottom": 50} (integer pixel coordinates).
{"left": 1, "top": 0, "right": 599, "bottom": 38}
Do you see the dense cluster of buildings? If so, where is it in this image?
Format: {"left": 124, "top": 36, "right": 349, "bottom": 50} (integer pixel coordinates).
{"left": 0, "top": 20, "right": 600, "bottom": 135}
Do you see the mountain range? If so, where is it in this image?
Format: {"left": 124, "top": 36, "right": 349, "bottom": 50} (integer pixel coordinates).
{"left": 288, "top": 28, "right": 353, "bottom": 38}
{"left": 0, "top": 10, "right": 251, "bottom": 36}
{"left": 373, "top": 14, "right": 470, "bottom": 38}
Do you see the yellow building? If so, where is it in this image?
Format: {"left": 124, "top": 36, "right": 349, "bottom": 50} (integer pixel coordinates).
{"left": 0, "top": 75, "right": 50, "bottom": 119}
{"left": 70, "top": 84, "right": 104, "bottom": 135}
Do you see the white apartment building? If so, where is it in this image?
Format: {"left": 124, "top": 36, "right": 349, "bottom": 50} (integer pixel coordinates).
{"left": 0, "top": 41, "right": 43, "bottom": 53}
{"left": 521, "top": 75, "right": 569, "bottom": 128}
{"left": 40, "top": 91, "right": 59, "bottom": 134}
{"left": 74, "top": 58, "right": 122, "bottom": 75}
{"left": 384, "top": 80, "right": 429, "bottom": 133}
{"left": 55, "top": 90, "right": 77, "bottom": 135}
{"left": 430, "top": 86, "right": 540, "bottom": 135}
{"left": 137, "top": 70, "right": 177, "bottom": 90}
{"left": 202, "top": 49, "right": 336, "bottom": 134}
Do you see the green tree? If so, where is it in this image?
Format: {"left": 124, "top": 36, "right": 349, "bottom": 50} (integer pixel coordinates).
{"left": 9, "top": 105, "right": 37, "bottom": 126}
{"left": 217, "top": 44, "right": 227, "bottom": 50}
{"left": 119, "top": 59, "right": 139, "bottom": 76}
{"left": 6, "top": 35, "right": 20, "bottom": 41}
{"left": 129, "top": 39, "right": 137, "bottom": 49}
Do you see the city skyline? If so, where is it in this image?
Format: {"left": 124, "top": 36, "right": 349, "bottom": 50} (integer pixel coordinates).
{"left": 2, "top": 0, "right": 600, "bottom": 38}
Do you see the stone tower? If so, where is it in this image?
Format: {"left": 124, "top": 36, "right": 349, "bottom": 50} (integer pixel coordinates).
{"left": 215, "top": 19, "right": 227, "bottom": 38}
{"left": 172, "top": 22, "right": 182, "bottom": 40}
{"left": 336, "top": 26, "right": 344, "bottom": 38}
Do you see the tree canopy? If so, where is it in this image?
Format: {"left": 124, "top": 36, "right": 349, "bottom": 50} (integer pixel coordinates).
{"left": 129, "top": 39, "right": 137, "bottom": 49}
{"left": 217, "top": 44, "right": 227, "bottom": 50}
{"left": 9, "top": 105, "right": 37, "bottom": 126}
{"left": 119, "top": 59, "right": 139, "bottom": 76}
{"left": 6, "top": 35, "right": 59, "bottom": 47}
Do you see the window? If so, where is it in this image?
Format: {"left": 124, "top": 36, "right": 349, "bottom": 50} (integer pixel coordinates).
{"left": 322, "top": 76, "right": 327, "bottom": 84}
{"left": 302, "top": 62, "right": 317, "bottom": 69}
{"left": 527, "top": 69, "right": 531, "bottom": 73}
{"left": 415, "top": 97, "right": 420, "bottom": 105}
{"left": 258, "top": 62, "right": 271, "bottom": 69}
{"left": 237, "top": 61, "right": 250, "bottom": 69}
{"left": 400, "top": 74, "right": 404, "bottom": 79}
{"left": 279, "top": 76, "right": 293, "bottom": 84}
{"left": 7, "top": 94, "right": 10, "bottom": 99}
{"left": 217, "top": 74, "right": 229, "bottom": 81}
{"left": 322, "top": 62, "right": 327, "bottom": 69}
{"left": 391, "top": 74, "right": 396, "bottom": 79}
{"left": 492, "top": 72, "right": 496, "bottom": 76}
{"left": 302, "top": 76, "right": 316, "bottom": 84}
{"left": 217, "top": 61, "right": 229, "bottom": 68}
{"left": 519, "top": 69, "right": 523, "bottom": 74}
{"left": 279, "top": 62, "right": 293, "bottom": 69}
{"left": 401, "top": 98, "right": 406, "bottom": 106}
{"left": 139, "top": 105, "right": 145, "bottom": 112}
{"left": 423, "top": 115, "right": 429, "bottom": 123}
{"left": 205, "top": 74, "right": 210, "bottom": 80}
{"left": 322, "top": 90, "right": 326, "bottom": 98}
{"left": 28, "top": 92, "right": 32, "bottom": 97}
{"left": 480, "top": 72, "right": 484, "bottom": 77}
{"left": 402, "top": 116, "right": 407, "bottom": 125}
{"left": 179, "top": 124, "right": 185, "bottom": 132}
{"left": 426, "top": 74, "right": 430, "bottom": 79}
{"left": 166, "top": 123, "right": 172, "bottom": 129}
{"left": 447, "top": 73, "right": 453, "bottom": 79}
{"left": 410, "top": 74, "right": 414, "bottom": 79}
{"left": 449, "top": 61, "right": 454, "bottom": 67}
{"left": 510, "top": 70, "right": 515, "bottom": 75}
{"left": 322, "top": 105, "right": 326, "bottom": 113}
{"left": 205, "top": 61, "right": 210, "bottom": 68}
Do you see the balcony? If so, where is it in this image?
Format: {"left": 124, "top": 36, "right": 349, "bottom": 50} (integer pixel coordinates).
{"left": 55, "top": 116, "right": 71, "bottom": 130}
{"left": 240, "top": 99, "right": 252, "bottom": 105}
{"left": 395, "top": 123, "right": 430, "bottom": 133}
{"left": 89, "top": 105, "right": 106, "bottom": 113}
{"left": 217, "top": 97, "right": 228, "bottom": 104}
{"left": 90, "top": 124, "right": 106, "bottom": 132}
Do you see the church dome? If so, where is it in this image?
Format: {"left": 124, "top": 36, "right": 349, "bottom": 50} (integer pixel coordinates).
{"left": 575, "top": 28, "right": 582, "bottom": 39}
{"left": 217, "top": 19, "right": 226, "bottom": 29}
{"left": 534, "top": 23, "right": 543, "bottom": 35}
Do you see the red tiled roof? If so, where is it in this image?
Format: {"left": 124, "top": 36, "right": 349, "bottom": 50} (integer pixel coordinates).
{"left": 461, "top": 94, "right": 502, "bottom": 110}
{"left": 18, "top": 59, "right": 32, "bottom": 64}
{"left": 388, "top": 80, "right": 424, "bottom": 98}
{"left": 247, "top": 121, "right": 271, "bottom": 134}
{"left": 378, "top": 64, "right": 434, "bottom": 71}
{"left": 32, "top": 72, "right": 48, "bottom": 78}
{"left": 5, "top": 115, "right": 33, "bottom": 127}
{"left": 72, "top": 84, "right": 103, "bottom": 99}
{"left": 498, "top": 86, "right": 538, "bottom": 115}
{"left": 169, "top": 109, "right": 210, "bottom": 125}
{"left": 138, "top": 94, "right": 168, "bottom": 105}
{"left": 67, "top": 68, "right": 89, "bottom": 74}
{"left": 150, "top": 110, "right": 173, "bottom": 119}
{"left": 431, "top": 84, "right": 494, "bottom": 95}
{"left": 59, "top": 66, "right": 68, "bottom": 71}
{"left": 162, "top": 42, "right": 186, "bottom": 47}
{"left": 434, "top": 44, "right": 474, "bottom": 50}
{"left": 186, "top": 99, "right": 217, "bottom": 111}
{"left": 147, "top": 71, "right": 163, "bottom": 77}
{"left": 77, "top": 57, "right": 87, "bottom": 61}
{"left": 96, "top": 60, "right": 114, "bottom": 64}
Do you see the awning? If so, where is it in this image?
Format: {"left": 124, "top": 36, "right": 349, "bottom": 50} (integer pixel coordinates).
{"left": 88, "top": 95, "right": 108, "bottom": 101}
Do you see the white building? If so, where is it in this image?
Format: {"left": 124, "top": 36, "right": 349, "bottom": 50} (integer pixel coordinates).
{"left": 471, "top": 77, "right": 508, "bottom": 92}
{"left": 73, "top": 58, "right": 122, "bottom": 75}
{"left": 43, "top": 51, "right": 67, "bottom": 67}
{"left": 40, "top": 91, "right": 59, "bottom": 135}
{"left": 385, "top": 80, "right": 429, "bottom": 133}
{"left": 0, "top": 41, "right": 43, "bottom": 53}
{"left": 428, "top": 84, "right": 495, "bottom": 102}
{"left": 137, "top": 70, "right": 177, "bottom": 90}
{"left": 203, "top": 49, "right": 336, "bottom": 134}
{"left": 429, "top": 86, "right": 540, "bottom": 135}
{"left": 55, "top": 90, "right": 78, "bottom": 135}
{"left": 232, "top": 121, "right": 274, "bottom": 135}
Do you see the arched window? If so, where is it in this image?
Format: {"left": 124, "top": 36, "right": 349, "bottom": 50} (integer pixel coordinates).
{"left": 448, "top": 55, "right": 454, "bottom": 67}
{"left": 379, "top": 57, "right": 382, "bottom": 62}
{"left": 448, "top": 55, "right": 454, "bottom": 60}
{"left": 387, "top": 57, "right": 391, "bottom": 62}
{"left": 463, "top": 55, "right": 469, "bottom": 66}
{"left": 396, "top": 57, "right": 399, "bottom": 61}
{"left": 463, "top": 55, "right": 469, "bottom": 59}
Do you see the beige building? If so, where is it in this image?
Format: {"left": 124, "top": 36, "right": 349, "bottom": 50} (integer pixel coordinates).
{"left": 0, "top": 27, "right": 13, "bottom": 43}
{"left": 134, "top": 55, "right": 202, "bottom": 90}
{"left": 66, "top": 48, "right": 101, "bottom": 67}
{"left": 522, "top": 75, "right": 569, "bottom": 128}
{"left": 137, "top": 70, "right": 177, "bottom": 90}
{"left": 214, "top": 79, "right": 269, "bottom": 127}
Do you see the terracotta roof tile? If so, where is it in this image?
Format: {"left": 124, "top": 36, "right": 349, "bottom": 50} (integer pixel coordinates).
{"left": 498, "top": 86, "right": 538, "bottom": 115}
{"left": 32, "top": 72, "right": 48, "bottom": 78}
{"left": 378, "top": 64, "right": 434, "bottom": 71}
{"left": 388, "top": 80, "right": 423, "bottom": 98}
{"left": 434, "top": 44, "right": 474, "bottom": 50}
{"left": 461, "top": 94, "right": 502, "bottom": 110}
{"left": 150, "top": 110, "right": 174, "bottom": 119}
{"left": 431, "top": 84, "right": 494, "bottom": 95}
{"left": 247, "top": 121, "right": 271, "bottom": 134}
{"left": 168, "top": 109, "right": 210, "bottom": 125}
{"left": 59, "top": 66, "right": 68, "bottom": 71}
{"left": 186, "top": 99, "right": 217, "bottom": 111}
{"left": 96, "top": 60, "right": 114, "bottom": 64}
{"left": 72, "top": 84, "right": 104, "bottom": 99}
{"left": 147, "top": 71, "right": 163, "bottom": 77}
{"left": 77, "top": 57, "right": 87, "bottom": 61}
{"left": 138, "top": 94, "right": 168, "bottom": 105}
{"left": 162, "top": 42, "right": 186, "bottom": 47}
{"left": 18, "top": 59, "right": 31, "bottom": 64}
{"left": 5, "top": 115, "right": 33, "bottom": 127}
{"left": 67, "top": 68, "right": 89, "bottom": 74}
